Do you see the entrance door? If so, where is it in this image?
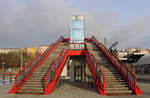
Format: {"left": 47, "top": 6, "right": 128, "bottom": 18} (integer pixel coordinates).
{"left": 74, "top": 66, "right": 82, "bottom": 81}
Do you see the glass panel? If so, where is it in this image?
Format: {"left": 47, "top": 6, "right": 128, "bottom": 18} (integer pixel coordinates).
{"left": 71, "top": 19, "right": 84, "bottom": 43}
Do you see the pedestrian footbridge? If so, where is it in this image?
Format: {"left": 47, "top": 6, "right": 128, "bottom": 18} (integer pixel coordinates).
{"left": 8, "top": 36, "right": 143, "bottom": 95}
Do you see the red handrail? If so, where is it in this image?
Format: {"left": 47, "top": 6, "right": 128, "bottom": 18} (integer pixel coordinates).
{"left": 85, "top": 43, "right": 105, "bottom": 91}
{"left": 15, "top": 54, "right": 40, "bottom": 80}
{"left": 113, "top": 54, "right": 136, "bottom": 78}
{"left": 90, "top": 36, "right": 136, "bottom": 89}
{"left": 15, "top": 36, "right": 64, "bottom": 78}
{"left": 40, "top": 36, "right": 64, "bottom": 56}
{"left": 95, "top": 40, "right": 136, "bottom": 78}
{"left": 13, "top": 36, "right": 65, "bottom": 89}
{"left": 69, "top": 43, "right": 84, "bottom": 44}
{"left": 45, "top": 44, "right": 69, "bottom": 89}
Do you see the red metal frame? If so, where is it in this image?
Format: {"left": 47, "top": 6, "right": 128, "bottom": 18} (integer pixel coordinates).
{"left": 65, "top": 38, "right": 88, "bottom": 41}
{"left": 44, "top": 42, "right": 106, "bottom": 95}
{"left": 67, "top": 50, "right": 84, "bottom": 56}
{"left": 8, "top": 36, "right": 64, "bottom": 94}
{"left": 66, "top": 38, "right": 70, "bottom": 41}
{"left": 44, "top": 44, "right": 69, "bottom": 94}
{"left": 85, "top": 43, "right": 105, "bottom": 90}
{"left": 84, "top": 38, "right": 89, "bottom": 41}
{"left": 8, "top": 55, "right": 40, "bottom": 94}
{"left": 84, "top": 50, "right": 106, "bottom": 95}
{"left": 90, "top": 36, "right": 143, "bottom": 95}
{"left": 8, "top": 36, "right": 143, "bottom": 96}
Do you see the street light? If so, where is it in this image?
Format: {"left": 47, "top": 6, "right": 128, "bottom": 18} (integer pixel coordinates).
{"left": 21, "top": 48, "right": 23, "bottom": 70}
{"left": 2, "top": 56, "right": 5, "bottom": 73}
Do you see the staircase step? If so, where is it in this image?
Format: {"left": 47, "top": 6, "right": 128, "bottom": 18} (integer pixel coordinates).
{"left": 102, "top": 67, "right": 117, "bottom": 69}
{"left": 101, "top": 68, "right": 116, "bottom": 70}
{"left": 105, "top": 74, "right": 120, "bottom": 76}
{"left": 30, "top": 75, "right": 45, "bottom": 77}
{"left": 17, "top": 43, "right": 65, "bottom": 94}
{"left": 103, "top": 72, "right": 119, "bottom": 74}
{"left": 105, "top": 79, "right": 125, "bottom": 82}
{"left": 22, "top": 85, "right": 43, "bottom": 88}
{"left": 21, "top": 86, "right": 43, "bottom": 89}
{"left": 29, "top": 76, "right": 44, "bottom": 79}
{"left": 24, "top": 82, "right": 42, "bottom": 85}
{"left": 30, "top": 77, "right": 45, "bottom": 79}
{"left": 32, "top": 72, "right": 46, "bottom": 74}
{"left": 106, "top": 90, "right": 133, "bottom": 95}
{"left": 25, "top": 81, "right": 42, "bottom": 83}
{"left": 106, "top": 87, "right": 130, "bottom": 91}
{"left": 104, "top": 73, "right": 119, "bottom": 76}
{"left": 105, "top": 78, "right": 122, "bottom": 81}
{"left": 105, "top": 76, "right": 121, "bottom": 78}
{"left": 27, "top": 79, "right": 43, "bottom": 82}
{"left": 105, "top": 84, "right": 129, "bottom": 88}
{"left": 37, "top": 67, "right": 49, "bottom": 69}
{"left": 18, "top": 89, "right": 44, "bottom": 94}
{"left": 33, "top": 71, "right": 47, "bottom": 73}
{"left": 106, "top": 82, "right": 127, "bottom": 85}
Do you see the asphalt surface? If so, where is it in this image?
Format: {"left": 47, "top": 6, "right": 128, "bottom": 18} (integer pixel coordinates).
{"left": 0, "top": 81, "right": 150, "bottom": 98}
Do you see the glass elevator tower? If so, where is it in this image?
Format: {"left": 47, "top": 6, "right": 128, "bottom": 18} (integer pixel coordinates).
{"left": 70, "top": 15, "right": 85, "bottom": 49}
{"left": 70, "top": 15, "right": 84, "bottom": 43}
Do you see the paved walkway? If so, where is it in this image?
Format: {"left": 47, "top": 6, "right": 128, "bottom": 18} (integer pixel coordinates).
{"left": 136, "top": 74, "right": 150, "bottom": 82}
{"left": 0, "top": 82, "right": 150, "bottom": 98}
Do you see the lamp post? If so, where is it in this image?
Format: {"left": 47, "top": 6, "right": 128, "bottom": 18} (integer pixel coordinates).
{"left": 21, "top": 48, "right": 23, "bottom": 70}
{"left": 2, "top": 56, "right": 4, "bottom": 73}
{"left": 2, "top": 56, "right": 5, "bottom": 85}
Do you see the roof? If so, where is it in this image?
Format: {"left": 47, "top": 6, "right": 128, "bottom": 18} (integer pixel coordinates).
{"left": 136, "top": 53, "right": 150, "bottom": 65}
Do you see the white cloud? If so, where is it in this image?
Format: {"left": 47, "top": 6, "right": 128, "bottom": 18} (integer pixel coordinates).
{"left": 109, "top": 16, "right": 150, "bottom": 49}
{"left": 0, "top": 0, "right": 149, "bottom": 50}
{"left": 0, "top": 0, "right": 77, "bottom": 48}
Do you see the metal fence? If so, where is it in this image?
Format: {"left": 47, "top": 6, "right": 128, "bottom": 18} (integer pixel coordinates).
{"left": 14, "top": 36, "right": 65, "bottom": 88}
{"left": 90, "top": 36, "right": 136, "bottom": 90}
{"left": 69, "top": 43, "right": 85, "bottom": 50}
{"left": 0, "top": 73, "right": 15, "bottom": 86}
{"left": 85, "top": 44, "right": 105, "bottom": 91}
{"left": 45, "top": 44, "right": 68, "bottom": 88}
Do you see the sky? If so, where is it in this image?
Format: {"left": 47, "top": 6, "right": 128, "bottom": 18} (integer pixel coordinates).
{"left": 0, "top": 0, "right": 150, "bottom": 50}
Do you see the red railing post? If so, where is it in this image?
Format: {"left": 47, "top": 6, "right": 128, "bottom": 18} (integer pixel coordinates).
{"left": 9, "top": 36, "right": 65, "bottom": 94}
{"left": 44, "top": 44, "right": 69, "bottom": 93}
{"left": 134, "top": 78, "right": 136, "bottom": 91}
{"left": 90, "top": 35, "right": 140, "bottom": 94}
{"left": 85, "top": 43, "right": 105, "bottom": 94}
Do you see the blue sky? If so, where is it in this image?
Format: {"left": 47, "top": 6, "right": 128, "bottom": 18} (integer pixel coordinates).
{"left": 0, "top": 0, "right": 150, "bottom": 49}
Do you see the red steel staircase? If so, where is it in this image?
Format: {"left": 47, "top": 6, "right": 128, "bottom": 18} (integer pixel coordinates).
{"left": 85, "top": 36, "right": 143, "bottom": 95}
{"left": 8, "top": 36, "right": 143, "bottom": 96}
{"left": 8, "top": 36, "right": 66, "bottom": 94}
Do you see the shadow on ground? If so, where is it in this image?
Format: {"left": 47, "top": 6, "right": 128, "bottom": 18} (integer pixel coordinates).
{"left": 60, "top": 80, "right": 98, "bottom": 94}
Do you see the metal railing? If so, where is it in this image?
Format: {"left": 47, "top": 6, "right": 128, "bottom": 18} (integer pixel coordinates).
{"left": 0, "top": 73, "right": 15, "bottom": 86}
{"left": 69, "top": 43, "right": 85, "bottom": 50}
{"left": 40, "top": 36, "right": 65, "bottom": 58}
{"left": 85, "top": 43, "right": 105, "bottom": 92}
{"left": 45, "top": 44, "right": 68, "bottom": 89}
{"left": 90, "top": 36, "right": 136, "bottom": 90}
{"left": 15, "top": 55, "right": 41, "bottom": 87}
{"left": 14, "top": 36, "right": 65, "bottom": 88}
